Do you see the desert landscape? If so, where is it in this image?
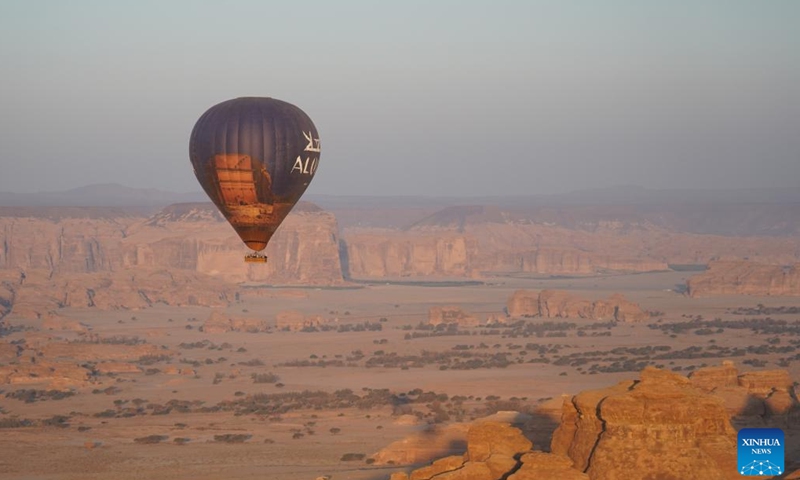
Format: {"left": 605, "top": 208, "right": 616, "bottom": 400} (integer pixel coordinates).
{"left": 1, "top": 190, "right": 799, "bottom": 479}
{"left": 2, "top": 3, "right": 798, "bottom": 478}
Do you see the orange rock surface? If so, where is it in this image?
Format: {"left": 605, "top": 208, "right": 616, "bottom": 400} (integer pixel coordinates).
{"left": 428, "top": 306, "right": 479, "bottom": 327}
{"left": 387, "top": 421, "right": 584, "bottom": 480}
{"left": 687, "top": 260, "right": 800, "bottom": 296}
{"left": 506, "top": 290, "right": 649, "bottom": 322}
{"left": 552, "top": 367, "right": 741, "bottom": 480}
{"left": 201, "top": 310, "right": 270, "bottom": 334}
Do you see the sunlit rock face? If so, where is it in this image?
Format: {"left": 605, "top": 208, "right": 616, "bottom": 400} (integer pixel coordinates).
{"left": 0, "top": 203, "right": 344, "bottom": 317}
{"left": 0, "top": 202, "right": 343, "bottom": 285}
{"left": 687, "top": 260, "right": 800, "bottom": 297}
{"left": 506, "top": 289, "right": 650, "bottom": 322}
{"left": 552, "top": 367, "right": 741, "bottom": 480}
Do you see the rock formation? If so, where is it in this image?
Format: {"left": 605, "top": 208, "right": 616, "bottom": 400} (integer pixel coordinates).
{"left": 551, "top": 367, "right": 741, "bottom": 480}
{"left": 0, "top": 202, "right": 345, "bottom": 317}
{"left": 40, "top": 341, "right": 165, "bottom": 362}
{"left": 11, "top": 269, "right": 235, "bottom": 319}
{"left": 0, "top": 359, "right": 91, "bottom": 389}
{"left": 690, "top": 363, "right": 800, "bottom": 417}
{"left": 371, "top": 424, "right": 470, "bottom": 466}
{"left": 342, "top": 204, "right": 800, "bottom": 279}
{"left": 201, "top": 310, "right": 270, "bottom": 334}
{"left": 95, "top": 362, "right": 143, "bottom": 374}
{"left": 606, "top": 293, "right": 650, "bottom": 322}
{"left": 381, "top": 365, "right": 797, "bottom": 480}
{"left": 688, "top": 361, "right": 740, "bottom": 391}
{"left": 4, "top": 201, "right": 800, "bottom": 299}
{"left": 507, "top": 452, "right": 590, "bottom": 480}
{"left": 274, "top": 310, "right": 334, "bottom": 332}
{"left": 343, "top": 230, "right": 474, "bottom": 278}
{"left": 506, "top": 290, "right": 649, "bottom": 322}
{"left": 124, "top": 202, "right": 344, "bottom": 285}
{"left": 687, "top": 260, "right": 800, "bottom": 297}
{"left": 387, "top": 421, "right": 587, "bottom": 480}
{"left": 428, "top": 306, "right": 479, "bottom": 327}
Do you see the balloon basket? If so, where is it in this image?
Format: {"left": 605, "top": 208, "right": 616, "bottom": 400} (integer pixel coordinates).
{"left": 244, "top": 253, "right": 268, "bottom": 264}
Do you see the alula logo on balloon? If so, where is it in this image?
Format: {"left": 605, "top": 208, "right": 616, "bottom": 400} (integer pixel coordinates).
{"left": 189, "top": 97, "right": 321, "bottom": 263}
{"left": 292, "top": 131, "right": 321, "bottom": 175}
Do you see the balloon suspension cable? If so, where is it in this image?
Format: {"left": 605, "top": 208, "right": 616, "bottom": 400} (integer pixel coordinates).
{"left": 244, "top": 251, "right": 268, "bottom": 264}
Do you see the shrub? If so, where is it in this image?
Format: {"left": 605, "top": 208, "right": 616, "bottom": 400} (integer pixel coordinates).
{"left": 214, "top": 434, "right": 251, "bottom": 443}
{"left": 134, "top": 435, "right": 169, "bottom": 444}
{"left": 0, "top": 417, "right": 33, "bottom": 428}
{"left": 251, "top": 372, "right": 280, "bottom": 384}
{"left": 5, "top": 389, "right": 76, "bottom": 403}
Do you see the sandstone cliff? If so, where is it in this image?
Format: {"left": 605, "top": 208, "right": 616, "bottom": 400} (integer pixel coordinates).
{"left": 121, "top": 202, "right": 343, "bottom": 284}
{"left": 0, "top": 202, "right": 343, "bottom": 285}
{"left": 343, "top": 230, "right": 474, "bottom": 278}
{"left": 551, "top": 367, "right": 740, "bottom": 480}
{"left": 4, "top": 268, "right": 234, "bottom": 319}
{"left": 0, "top": 203, "right": 344, "bottom": 317}
{"left": 387, "top": 422, "right": 588, "bottom": 480}
{"left": 342, "top": 204, "right": 800, "bottom": 279}
{"left": 428, "top": 306, "right": 479, "bottom": 327}
{"left": 690, "top": 362, "right": 800, "bottom": 417}
{"left": 506, "top": 290, "right": 649, "bottom": 322}
{"left": 687, "top": 260, "right": 800, "bottom": 297}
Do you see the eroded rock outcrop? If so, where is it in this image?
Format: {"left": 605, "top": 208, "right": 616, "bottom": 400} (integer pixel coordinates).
{"left": 689, "top": 363, "right": 799, "bottom": 417}
{"left": 201, "top": 310, "right": 270, "bottom": 334}
{"left": 552, "top": 367, "right": 740, "bottom": 480}
{"left": 275, "top": 310, "right": 334, "bottom": 332}
{"left": 387, "top": 422, "right": 585, "bottom": 480}
{"left": 428, "top": 306, "right": 479, "bottom": 327}
{"left": 24, "top": 269, "right": 233, "bottom": 318}
{"left": 343, "top": 225, "right": 671, "bottom": 279}
{"left": 344, "top": 231, "right": 474, "bottom": 278}
{"left": 687, "top": 260, "right": 800, "bottom": 297}
{"left": 95, "top": 362, "right": 142, "bottom": 374}
{"left": 0, "top": 359, "right": 91, "bottom": 389}
{"left": 506, "top": 290, "right": 649, "bottom": 322}
{"left": 40, "top": 342, "right": 165, "bottom": 362}
{"left": 384, "top": 366, "right": 797, "bottom": 480}
{"left": 508, "top": 452, "right": 589, "bottom": 480}
{"left": 371, "top": 424, "right": 470, "bottom": 466}
{"left": 124, "top": 202, "right": 344, "bottom": 285}
{"left": 0, "top": 202, "right": 345, "bottom": 317}
{"left": 689, "top": 361, "right": 740, "bottom": 391}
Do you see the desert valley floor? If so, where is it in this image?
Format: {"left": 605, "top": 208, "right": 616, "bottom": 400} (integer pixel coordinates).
{"left": 1, "top": 270, "right": 799, "bottom": 479}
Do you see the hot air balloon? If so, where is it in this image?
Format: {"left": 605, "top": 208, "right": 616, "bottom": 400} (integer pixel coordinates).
{"left": 189, "top": 97, "right": 320, "bottom": 263}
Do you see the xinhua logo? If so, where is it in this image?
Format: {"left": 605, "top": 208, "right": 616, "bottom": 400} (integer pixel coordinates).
{"left": 738, "top": 428, "right": 784, "bottom": 476}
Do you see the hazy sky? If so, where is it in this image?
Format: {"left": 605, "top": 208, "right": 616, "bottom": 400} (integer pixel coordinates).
{"left": 0, "top": 1, "right": 798, "bottom": 196}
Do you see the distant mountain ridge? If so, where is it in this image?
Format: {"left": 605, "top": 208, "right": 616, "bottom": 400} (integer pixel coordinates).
{"left": 405, "top": 203, "right": 800, "bottom": 237}
{"left": 2, "top": 183, "right": 800, "bottom": 236}
{"left": 0, "top": 183, "right": 207, "bottom": 207}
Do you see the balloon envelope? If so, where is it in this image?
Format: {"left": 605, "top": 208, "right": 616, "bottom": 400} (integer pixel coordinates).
{"left": 189, "top": 97, "right": 320, "bottom": 252}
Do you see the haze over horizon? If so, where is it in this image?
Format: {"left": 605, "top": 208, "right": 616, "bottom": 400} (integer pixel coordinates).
{"left": 1, "top": 1, "right": 798, "bottom": 197}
